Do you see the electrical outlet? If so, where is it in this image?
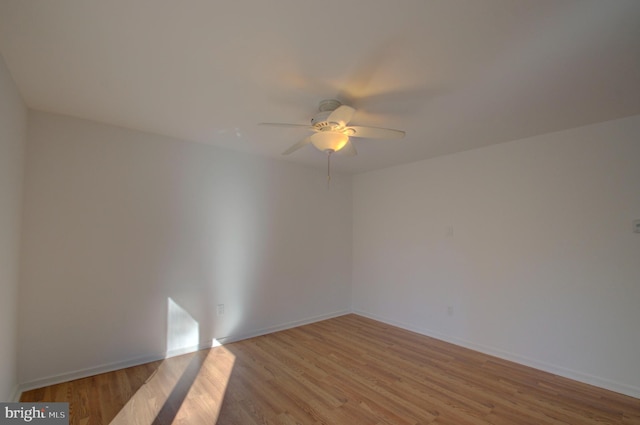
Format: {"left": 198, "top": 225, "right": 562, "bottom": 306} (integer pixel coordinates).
{"left": 447, "top": 306, "right": 454, "bottom": 316}
{"left": 217, "top": 304, "right": 225, "bottom": 316}
{"left": 634, "top": 219, "right": 640, "bottom": 234}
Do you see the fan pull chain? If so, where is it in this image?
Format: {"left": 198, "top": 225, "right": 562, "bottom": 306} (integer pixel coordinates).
{"left": 327, "top": 150, "right": 332, "bottom": 189}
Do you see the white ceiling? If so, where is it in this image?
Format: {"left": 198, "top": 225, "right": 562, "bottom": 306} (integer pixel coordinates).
{"left": 1, "top": 0, "right": 639, "bottom": 174}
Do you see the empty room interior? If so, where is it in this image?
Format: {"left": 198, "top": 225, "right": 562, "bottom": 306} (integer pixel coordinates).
{"left": 1, "top": 1, "right": 639, "bottom": 424}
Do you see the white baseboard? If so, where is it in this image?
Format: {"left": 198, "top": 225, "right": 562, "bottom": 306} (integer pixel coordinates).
{"left": 216, "top": 309, "right": 350, "bottom": 344}
{"left": 165, "top": 309, "right": 352, "bottom": 355}
{"left": 17, "top": 309, "right": 638, "bottom": 400}
{"left": 353, "top": 310, "right": 640, "bottom": 400}
{"left": 17, "top": 352, "right": 166, "bottom": 396}
{"left": 9, "top": 384, "right": 20, "bottom": 402}
{"left": 17, "top": 309, "right": 351, "bottom": 398}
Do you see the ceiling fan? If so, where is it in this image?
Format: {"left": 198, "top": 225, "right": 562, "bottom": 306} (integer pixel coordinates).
{"left": 260, "top": 99, "right": 405, "bottom": 186}
{"left": 259, "top": 99, "right": 405, "bottom": 157}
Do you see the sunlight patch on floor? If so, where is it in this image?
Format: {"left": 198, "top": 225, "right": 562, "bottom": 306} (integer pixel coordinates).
{"left": 109, "top": 347, "right": 236, "bottom": 424}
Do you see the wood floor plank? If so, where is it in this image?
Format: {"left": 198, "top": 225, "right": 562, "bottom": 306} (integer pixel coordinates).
{"left": 20, "top": 314, "right": 640, "bottom": 424}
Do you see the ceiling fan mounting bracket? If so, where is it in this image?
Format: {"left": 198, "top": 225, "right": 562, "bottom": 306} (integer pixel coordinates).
{"left": 317, "top": 99, "right": 342, "bottom": 112}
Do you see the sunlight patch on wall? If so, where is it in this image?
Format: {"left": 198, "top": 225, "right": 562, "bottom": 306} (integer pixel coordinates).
{"left": 167, "top": 297, "right": 199, "bottom": 356}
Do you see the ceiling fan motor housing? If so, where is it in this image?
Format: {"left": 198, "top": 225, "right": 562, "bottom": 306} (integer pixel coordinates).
{"left": 311, "top": 99, "right": 345, "bottom": 130}
{"left": 311, "top": 111, "right": 333, "bottom": 129}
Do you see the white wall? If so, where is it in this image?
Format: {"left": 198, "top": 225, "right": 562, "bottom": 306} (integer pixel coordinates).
{"left": 0, "top": 55, "right": 27, "bottom": 401}
{"left": 353, "top": 115, "right": 640, "bottom": 398}
{"left": 14, "top": 106, "right": 640, "bottom": 398}
{"left": 19, "top": 111, "right": 352, "bottom": 387}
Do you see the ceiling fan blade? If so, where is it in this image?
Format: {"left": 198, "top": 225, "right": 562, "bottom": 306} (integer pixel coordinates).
{"left": 348, "top": 125, "right": 405, "bottom": 139}
{"left": 339, "top": 140, "right": 357, "bottom": 156}
{"left": 282, "top": 136, "right": 313, "bottom": 155}
{"left": 327, "top": 105, "right": 356, "bottom": 126}
{"left": 259, "top": 123, "right": 313, "bottom": 130}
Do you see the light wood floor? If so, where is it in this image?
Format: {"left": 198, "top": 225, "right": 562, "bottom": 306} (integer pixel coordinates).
{"left": 21, "top": 314, "right": 640, "bottom": 424}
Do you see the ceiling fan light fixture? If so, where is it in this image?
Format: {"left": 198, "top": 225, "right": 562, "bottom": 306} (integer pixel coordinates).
{"left": 311, "top": 132, "right": 349, "bottom": 153}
